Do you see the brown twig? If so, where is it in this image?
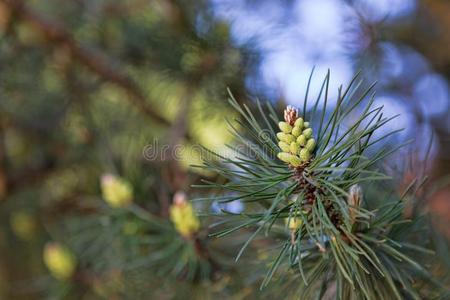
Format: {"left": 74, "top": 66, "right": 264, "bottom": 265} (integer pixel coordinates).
{"left": 1, "top": 0, "right": 170, "bottom": 127}
{"left": 159, "top": 86, "right": 194, "bottom": 216}
{"left": 0, "top": 120, "right": 7, "bottom": 200}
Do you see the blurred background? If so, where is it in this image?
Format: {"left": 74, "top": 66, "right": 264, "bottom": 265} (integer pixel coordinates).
{"left": 0, "top": 0, "right": 449, "bottom": 298}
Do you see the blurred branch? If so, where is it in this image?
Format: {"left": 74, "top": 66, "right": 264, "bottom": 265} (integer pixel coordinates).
{"left": 101, "top": 0, "right": 150, "bottom": 18}
{"left": 1, "top": 0, "right": 171, "bottom": 127}
{"left": 0, "top": 120, "right": 7, "bottom": 200}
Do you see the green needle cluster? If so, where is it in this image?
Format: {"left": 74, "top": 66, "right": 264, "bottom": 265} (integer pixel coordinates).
{"left": 276, "top": 107, "right": 315, "bottom": 167}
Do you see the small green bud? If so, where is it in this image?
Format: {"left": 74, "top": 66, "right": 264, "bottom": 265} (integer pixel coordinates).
{"left": 101, "top": 174, "right": 133, "bottom": 208}
{"left": 302, "top": 128, "right": 313, "bottom": 139}
{"left": 277, "top": 132, "right": 295, "bottom": 144}
{"left": 43, "top": 242, "right": 76, "bottom": 281}
{"left": 348, "top": 184, "right": 362, "bottom": 226}
{"left": 296, "top": 135, "right": 306, "bottom": 146}
{"left": 276, "top": 132, "right": 285, "bottom": 141}
{"left": 291, "top": 126, "right": 302, "bottom": 137}
{"left": 304, "top": 122, "right": 310, "bottom": 128}
{"left": 306, "top": 138, "right": 316, "bottom": 152}
{"left": 170, "top": 192, "right": 200, "bottom": 238}
{"left": 277, "top": 152, "right": 296, "bottom": 164}
{"left": 285, "top": 217, "right": 302, "bottom": 230}
{"left": 284, "top": 134, "right": 295, "bottom": 143}
{"left": 290, "top": 142, "right": 299, "bottom": 154}
{"left": 289, "top": 155, "right": 302, "bottom": 167}
{"left": 278, "top": 141, "right": 290, "bottom": 153}
{"left": 294, "top": 117, "right": 304, "bottom": 128}
{"left": 299, "top": 148, "right": 311, "bottom": 162}
{"left": 10, "top": 212, "right": 36, "bottom": 241}
{"left": 278, "top": 122, "right": 292, "bottom": 133}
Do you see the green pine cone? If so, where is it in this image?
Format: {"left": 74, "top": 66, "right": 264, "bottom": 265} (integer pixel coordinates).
{"left": 292, "top": 126, "right": 302, "bottom": 137}
{"left": 278, "top": 141, "right": 290, "bottom": 153}
{"left": 278, "top": 122, "right": 292, "bottom": 133}
{"left": 299, "top": 148, "right": 311, "bottom": 162}
{"left": 306, "top": 138, "right": 316, "bottom": 152}
{"left": 302, "top": 128, "right": 313, "bottom": 139}
{"left": 296, "top": 135, "right": 306, "bottom": 146}
{"left": 294, "top": 117, "right": 304, "bottom": 128}
{"left": 290, "top": 142, "right": 299, "bottom": 154}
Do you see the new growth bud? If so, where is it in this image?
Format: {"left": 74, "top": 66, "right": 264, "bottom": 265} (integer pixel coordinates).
{"left": 296, "top": 135, "right": 306, "bottom": 146}
{"left": 284, "top": 105, "right": 298, "bottom": 126}
{"left": 299, "top": 148, "right": 311, "bottom": 162}
{"left": 292, "top": 126, "right": 302, "bottom": 137}
{"left": 277, "top": 132, "right": 295, "bottom": 143}
{"left": 285, "top": 217, "right": 302, "bottom": 231}
{"left": 278, "top": 141, "right": 290, "bottom": 153}
{"left": 10, "top": 212, "right": 36, "bottom": 241}
{"left": 290, "top": 142, "right": 299, "bottom": 154}
{"left": 302, "top": 128, "right": 313, "bottom": 139}
{"left": 276, "top": 106, "right": 316, "bottom": 167}
{"left": 285, "top": 215, "right": 303, "bottom": 245}
{"left": 277, "top": 152, "right": 297, "bottom": 164}
{"left": 278, "top": 121, "right": 293, "bottom": 133}
{"left": 100, "top": 173, "right": 133, "bottom": 208}
{"left": 43, "top": 242, "right": 76, "bottom": 281}
{"left": 348, "top": 184, "right": 362, "bottom": 226}
{"left": 306, "top": 139, "right": 316, "bottom": 152}
{"left": 169, "top": 191, "right": 200, "bottom": 238}
{"left": 294, "top": 117, "right": 304, "bottom": 128}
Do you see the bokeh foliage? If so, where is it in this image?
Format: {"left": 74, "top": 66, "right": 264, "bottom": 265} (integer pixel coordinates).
{"left": 0, "top": 0, "right": 449, "bottom": 299}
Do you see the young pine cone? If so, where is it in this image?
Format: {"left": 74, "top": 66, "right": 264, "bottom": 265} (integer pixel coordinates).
{"left": 169, "top": 192, "right": 200, "bottom": 238}
{"left": 276, "top": 106, "right": 315, "bottom": 167}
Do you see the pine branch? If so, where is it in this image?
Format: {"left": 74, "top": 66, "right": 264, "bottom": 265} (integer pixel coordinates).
{"left": 1, "top": 0, "right": 170, "bottom": 127}
{"left": 194, "top": 71, "right": 449, "bottom": 299}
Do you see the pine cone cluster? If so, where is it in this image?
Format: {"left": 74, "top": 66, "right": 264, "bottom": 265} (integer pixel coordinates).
{"left": 276, "top": 106, "right": 316, "bottom": 167}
